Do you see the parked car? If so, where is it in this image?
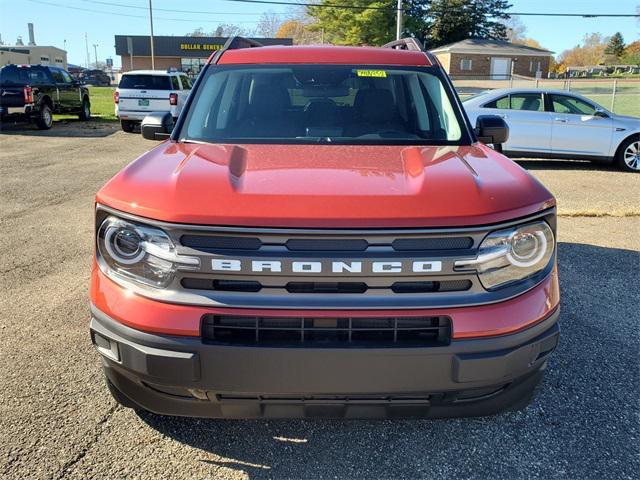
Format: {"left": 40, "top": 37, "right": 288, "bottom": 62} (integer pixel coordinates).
{"left": 114, "top": 69, "right": 192, "bottom": 133}
{"left": 0, "top": 64, "right": 91, "bottom": 129}
{"left": 81, "top": 69, "right": 111, "bottom": 86}
{"left": 90, "top": 37, "right": 560, "bottom": 419}
{"left": 463, "top": 88, "right": 640, "bottom": 172}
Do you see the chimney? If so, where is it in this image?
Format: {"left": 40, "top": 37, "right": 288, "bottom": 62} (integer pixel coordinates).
{"left": 28, "top": 23, "right": 36, "bottom": 45}
{"left": 16, "top": 36, "right": 24, "bottom": 46}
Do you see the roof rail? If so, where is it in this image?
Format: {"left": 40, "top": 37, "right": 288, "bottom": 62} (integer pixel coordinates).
{"left": 209, "top": 36, "right": 264, "bottom": 64}
{"left": 382, "top": 38, "right": 425, "bottom": 52}
{"left": 223, "top": 36, "right": 264, "bottom": 50}
{"left": 382, "top": 37, "right": 438, "bottom": 65}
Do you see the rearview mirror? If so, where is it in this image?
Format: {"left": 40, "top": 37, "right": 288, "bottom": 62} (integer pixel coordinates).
{"left": 141, "top": 112, "right": 174, "bottom": 140}
{"left": 474, "top": 115, "right": 509, "bottom": 146}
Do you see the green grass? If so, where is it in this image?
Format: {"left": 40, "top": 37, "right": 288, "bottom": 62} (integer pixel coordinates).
{"left": 580, "top": 93, "right": 640, "bottom": 118}
{"left": 54, "top": 86, "right": 117, "bottom": 122}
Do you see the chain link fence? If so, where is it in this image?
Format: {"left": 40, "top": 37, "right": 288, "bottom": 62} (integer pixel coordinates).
{"left": 452, "top": 76, "right": 640, "bottom": 117}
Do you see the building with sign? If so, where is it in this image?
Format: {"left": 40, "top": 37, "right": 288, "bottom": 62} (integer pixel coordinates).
{"left": 114, "top": 35, "right": 292, "bottom": 75}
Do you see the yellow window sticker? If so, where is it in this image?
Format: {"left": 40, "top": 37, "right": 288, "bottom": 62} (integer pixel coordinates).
{"left": 356, "top": 69, "right": 387, "bottom": 78}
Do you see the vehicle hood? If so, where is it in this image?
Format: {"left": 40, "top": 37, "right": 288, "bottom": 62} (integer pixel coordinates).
{"left": 97, "top": 142, "right": 555, "bottom": 228}
{"left": 613, "top": 114, "right": 640, "bottom": 126}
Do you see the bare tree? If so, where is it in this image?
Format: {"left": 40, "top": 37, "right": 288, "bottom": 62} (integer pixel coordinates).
{"left": 256, "top": 11, "right": 282, "bottom": 38}
{"left": 502, "top": 15, "right": 526, "bottom": 43}
{"left": 186, "top": 24, "right": 250, "bottom": 38}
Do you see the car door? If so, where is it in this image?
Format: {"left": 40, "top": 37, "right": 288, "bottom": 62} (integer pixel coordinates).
{"left": 50, "top": 67, "right": 79, "bottom": 111}
{"left": 548, "top": 93, "right": 613, "bottom": 157}
{"left": 482, "top": 92, "right": 552, "bottom": 153}
{"left": 60, "top": 69, "right": 81, "bottom": 110}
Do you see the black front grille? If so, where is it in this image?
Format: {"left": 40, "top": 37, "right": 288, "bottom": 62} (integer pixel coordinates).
{"left": 182, "top": 278, "right": 472, "bottom": 294}
{"left": 180, "top": 234, "right": 473, "bottom": 253}
{"left": 201, "top": 315, "right": 451, "bottom": 347}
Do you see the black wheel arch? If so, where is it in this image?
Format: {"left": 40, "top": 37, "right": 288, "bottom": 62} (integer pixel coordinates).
{"left": 39, "top": 95, "right": 54, "bottom": 109}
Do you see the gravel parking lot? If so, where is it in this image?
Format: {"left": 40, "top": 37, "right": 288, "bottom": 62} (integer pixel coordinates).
{"left": 1, "top": 121, "right": 639, "bottom": 480}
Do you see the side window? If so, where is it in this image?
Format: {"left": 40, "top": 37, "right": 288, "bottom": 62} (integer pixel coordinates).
{"left": 179, "top": 75, "right": 191, "bottom": 90}
{"left": 483, "top": 95, "right": 509, "bottom": 109}
{"left": 61, "top": 70, "right": 74, "bottom": 84}
{"left": 550, "top": 95, "right": 596, "bottom": 115}
{"left": 50, "top": 68, "right": 65, "bottom": 83}
{"left": 29, "top": 68, "right": 50, "bottom": 84}
{"left": 171, "top": 76, "right": 180, "bottom": 90}
{"left": 460, "top": 59, "right": 473, "bottom": 71}
{"left": 509, "top": 93, "right": 543, "bottom": 112}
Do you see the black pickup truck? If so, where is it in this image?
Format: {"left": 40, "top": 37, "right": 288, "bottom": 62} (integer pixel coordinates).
{"left": 0, "top": 64, "right": 91, "bottom": 129}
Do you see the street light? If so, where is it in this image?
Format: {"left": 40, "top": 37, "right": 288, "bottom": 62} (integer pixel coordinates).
{"left": 93, "top": 44, "right": 99, "bottom": 68}
{"left": 396, "top": 0, "right": 403, "bottom": 40}
{"left": 148, "top": 0, "right": 155, "bottom": 70}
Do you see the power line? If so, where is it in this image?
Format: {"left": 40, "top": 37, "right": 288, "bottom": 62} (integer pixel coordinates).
{"left": 77, "top": 0, "right": 264, "bottom": 16}
{"left": 509, "top": 12, "right": 639, "bottom": 18}
{"left": 23, "top": 0, "right": 640, "bottom": 26}
{"left": 223, "top": 0, "right": 640, "bottom": 16}
{"left": 223, "top": 0, "right": 394, "bottom": 10}
{"left": 25, "top": 0, "right": 263, "bottom": 23}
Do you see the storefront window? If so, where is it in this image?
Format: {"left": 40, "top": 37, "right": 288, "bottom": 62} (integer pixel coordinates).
{"left": 180, "top": 58, "right": 207, "bottom": 77}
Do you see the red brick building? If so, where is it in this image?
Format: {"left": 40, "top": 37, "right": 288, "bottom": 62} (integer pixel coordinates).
{"left": 431, "top": 39, "right": 553, "bottom": 79}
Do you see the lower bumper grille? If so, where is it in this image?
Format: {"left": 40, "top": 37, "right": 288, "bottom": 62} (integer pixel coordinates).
{"left": 201, "top": 314, "right": 451, "bottom": 347}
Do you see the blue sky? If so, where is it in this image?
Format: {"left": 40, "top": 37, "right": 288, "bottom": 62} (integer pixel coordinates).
{"left": 0, "top": 0, "right": 638, "bottom": 67}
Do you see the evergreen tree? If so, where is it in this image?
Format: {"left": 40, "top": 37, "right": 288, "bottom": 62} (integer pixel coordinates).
{"left": 605, "top": 32, "right": 625, "bottom": 59}
{"left": 306, "top": 0, "right": 512, "bottom": 48}
{"left": 306, "top": 1, "right": 396, "bottom": 46}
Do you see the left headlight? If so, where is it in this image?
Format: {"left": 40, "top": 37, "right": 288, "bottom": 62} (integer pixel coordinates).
{"left": 455, "top": 221, "right": 555, "bottom": 290}
{"left": 97, "top": 216, "right": 199, "bottom": 288}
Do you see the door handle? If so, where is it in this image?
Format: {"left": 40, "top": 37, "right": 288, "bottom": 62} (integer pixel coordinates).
{"left": 554, "top": 117, "right": 567, "bottom": 123}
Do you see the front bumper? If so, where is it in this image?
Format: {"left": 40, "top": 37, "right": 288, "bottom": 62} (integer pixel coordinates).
{"left": 90, "top": 305, "right": 559, "bottom": 418}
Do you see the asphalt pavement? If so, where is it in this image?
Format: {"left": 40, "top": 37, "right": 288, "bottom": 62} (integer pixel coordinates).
{"left": 1, "top": 121, "right": 638, "bottom": 479}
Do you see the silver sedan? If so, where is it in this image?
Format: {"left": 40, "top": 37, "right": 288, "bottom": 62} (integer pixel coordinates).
{"left": 463, "top": 88, "right": 640, "bottom": 172}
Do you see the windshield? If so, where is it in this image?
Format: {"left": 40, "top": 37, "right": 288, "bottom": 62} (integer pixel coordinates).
{"left": 0, "top": 66, "right": 49, "bottom": 85}
{"left": 179, "top": 64, "right": 468, "bottom": 145}
{"left": 119, "top": 74, "right": 171, "bottom": 90}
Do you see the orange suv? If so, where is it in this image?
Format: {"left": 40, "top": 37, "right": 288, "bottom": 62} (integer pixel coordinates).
{"left": 90, "top": 38, "right": 560, "bottom": 418}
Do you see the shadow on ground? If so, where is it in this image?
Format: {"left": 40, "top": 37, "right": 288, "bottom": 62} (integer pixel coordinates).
{"left": 0, "top": 118, "right": 119, "bottom": 138}
{"left": 137, "top": 242, "right": 639, "bottom": 479}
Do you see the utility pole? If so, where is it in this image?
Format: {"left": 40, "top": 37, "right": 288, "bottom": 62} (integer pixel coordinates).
{"left": 93, "top": 44, "right": 99, "bottom": 68}
{"left": 396, "top": 0, "right": 403, "bottom": 40}
{"left": 148, "top": 0, "right": 155, "bottom": 70}
{"left": 84, "top": 33, "right": 90, "bottom": 68}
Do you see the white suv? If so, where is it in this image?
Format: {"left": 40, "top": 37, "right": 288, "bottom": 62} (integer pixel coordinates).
{"left": 114, "top": 70, "right": 192, "bottom": 133}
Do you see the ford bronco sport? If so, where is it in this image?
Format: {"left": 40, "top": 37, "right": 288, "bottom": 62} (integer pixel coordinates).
{"left": 90, "top": 38, "right": 560, "bottom": 419}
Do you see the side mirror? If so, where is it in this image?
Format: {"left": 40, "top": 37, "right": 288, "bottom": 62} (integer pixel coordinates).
{"left": 474, "top": 115, "right": 509, "bottom": 146}
{"left": 141, "top": 112, "right": 174, "bottom": 140}
{"left": 594, "top": 109, "right": 609, "bottom": 118}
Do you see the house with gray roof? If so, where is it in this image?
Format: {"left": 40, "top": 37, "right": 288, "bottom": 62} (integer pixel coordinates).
{"left": 430, "top": 39, "right": 554, "bottom": 79}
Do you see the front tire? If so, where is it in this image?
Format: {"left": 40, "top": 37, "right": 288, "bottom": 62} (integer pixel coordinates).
{"left": 120, "top": 119, "right": 135, "bottom": 133}
{"left": 79, "top": 98, "right": 91, "bottom": 120}
{"left": 35, "top": 104, "right": 53, "bottom": 130}
{"left": 616, "top": 135, "right": 640, "bottom": 172}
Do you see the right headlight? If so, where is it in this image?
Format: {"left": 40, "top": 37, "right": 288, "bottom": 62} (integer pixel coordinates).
{"left": 455, "top": 221, "right": 555, "bottom": 290}
{"left": 97, "top": 215, "right": 199, "bottom": 288}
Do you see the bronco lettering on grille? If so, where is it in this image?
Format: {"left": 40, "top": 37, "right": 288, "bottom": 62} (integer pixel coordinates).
{"left": 211, "top": 259, "right": 443, "bottom": 274}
